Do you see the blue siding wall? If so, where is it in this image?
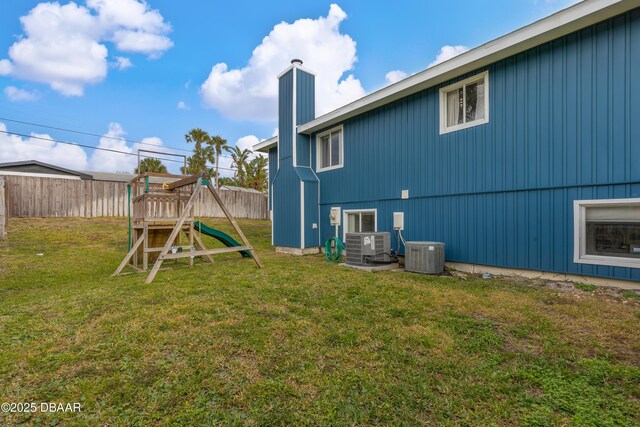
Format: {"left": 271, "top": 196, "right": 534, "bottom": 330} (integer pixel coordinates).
{"left": 273, "top": 69, "right": 298, "bottom": 247}
{"left": 304, "top": 181, "right": 320, "bottom": 247}
{"left": 268, "top": 147, "right": 277, "bottom": 210}
{"left": 310, "top": 10, "right": 640, "bottom": 281}
{"left": 296, "top": 70, "right": 315, "bottom": 167}
{"left": 273, "top": 66, "right": 318, "bottom": 249}
{"left": 273, "top": 164, "right": 300, "bottom": 248}
{"left": 278, "top": 71, "right": 293, "bottom": 163}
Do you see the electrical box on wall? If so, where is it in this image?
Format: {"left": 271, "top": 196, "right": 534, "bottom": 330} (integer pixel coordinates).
{"left": 330, "top": 207, "right": 341, "bottom": 226}
{"left": 401, "top": 189, "right": 409, "bottom": 199}
{"left": 393, "top": 212, "right": 404, "bottom": 230}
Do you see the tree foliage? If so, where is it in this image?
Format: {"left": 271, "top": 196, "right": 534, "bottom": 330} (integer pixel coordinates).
{"left": 210, "top": 135, "right": 229, "bottom": 189}
{"left": 225, "top": 146, "right": 252, "bottom": 187}
{"left": 245, "top": 156, "right": 269, "bottom": 192}
{"left": 181, "top": 128, "right": 214, "bottom": 177}
{"left": 134, "top": 157, "right": 168, "bottom": 174}
{"left": 180, "top": 128, "right": 268, "bottom": 193}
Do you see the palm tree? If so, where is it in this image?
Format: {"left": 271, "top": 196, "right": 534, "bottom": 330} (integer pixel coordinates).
{"left": 225, "top": 146, "right": 251, "bottom": 187}
{"left": 210, "top": 135, "right": 229, "bottom": 189}
{"left": 246, "top": 156, "right": 268, "bottom": 192}
{"left": 183, "top": 128, "right": 214, "bottom": 176}
{"left": 135, "top": 157, "right": 168, "bottom": 174}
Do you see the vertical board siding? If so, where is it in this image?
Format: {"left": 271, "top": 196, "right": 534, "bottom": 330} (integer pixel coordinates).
{"left": 272, "top": 67, "right": 317, "bottom": 248}
{"left": 4, "top": 176, "right": 268, "bottom": 219}
{"left": 306, "top": 9, "right": 640, "bottom": 281}
{"left": 272, "top": 166, "right": 301, "bottom": 247}
{"left": 296, "top": 70, "right": 315, "bottom": 167}
{"left": 278, "top": 70, "right": 293, "bottom": 162}
{"left": 0, "top": 177, "right": 6, "bottom": 239}
{"left": 304, "top": 180, "right": 319, "bottom": 247}
{"left": 268, "top": 147, "right": 278, "bottom": 210}
{"left": 273, "top": 68, "right": 300, "bottom": 247}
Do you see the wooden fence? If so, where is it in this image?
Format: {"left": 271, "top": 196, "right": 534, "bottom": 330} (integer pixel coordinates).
{"left": 0, "top": 177, "right": 6, "bottom": 240}
{"left": 3, "top": 175, "right": 269, "bottom": 220}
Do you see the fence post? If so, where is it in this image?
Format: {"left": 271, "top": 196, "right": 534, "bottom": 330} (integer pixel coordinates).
{"left": 0, "top": 177, "right": 6, "bottom": 240}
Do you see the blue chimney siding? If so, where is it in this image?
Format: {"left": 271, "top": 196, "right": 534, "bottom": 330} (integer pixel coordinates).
{"left": 268, "top": 8, "right": 640, "bottom": 281}
{"left": 272, "top": 65, "right": 319, "bottom": 250}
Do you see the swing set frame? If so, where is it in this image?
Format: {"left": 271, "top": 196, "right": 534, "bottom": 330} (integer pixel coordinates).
{"left": 112, "top": 150, "right": 263, "bottom": 283}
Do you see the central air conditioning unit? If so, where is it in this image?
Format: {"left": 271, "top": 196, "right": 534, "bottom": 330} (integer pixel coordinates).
{"left": 405, "top": 241, "right": 445, "bottom": 274}
{"left": 345, "top": 232, "right": 392, "bottom": 266}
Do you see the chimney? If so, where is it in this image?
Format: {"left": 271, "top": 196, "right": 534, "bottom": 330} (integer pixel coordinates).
{"left": 277, "top": 59, "right": 315, "bottom": 168}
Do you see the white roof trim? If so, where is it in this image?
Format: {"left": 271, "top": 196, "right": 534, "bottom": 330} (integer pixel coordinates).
{"left": 298, "top": 0, "right": 637, "bottom": 135}
{"left": 0, "top": 171, "right": 81, "bottom": 180}
{"left": 254, "top": 135, "right": 278, "bottom": 153}
{"left": 277, "top": 63, "right": 317, "bottom": 79}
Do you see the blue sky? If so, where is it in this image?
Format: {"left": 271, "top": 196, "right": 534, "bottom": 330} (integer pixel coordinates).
{"left": 0, "top": 0, "right": 574, "bottom": 174}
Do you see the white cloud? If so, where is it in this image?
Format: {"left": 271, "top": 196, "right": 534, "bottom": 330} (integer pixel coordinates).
{"left": 200, "top": 4, "right": 365, "bottom": 122}
{"left": 271, "top": 128, "right": 278, "bottom": 137}
{"left": 236, "top": 135, "right": 266, "bottom": 159}
{"left": 216, "top": 135, "right": 267, "bottom": 178}
{"left": 0, "top": 122, "right": 88, "bottom": 170}
{"left": 112, "top": 56, "right": 133, "bottom": 70}
{"left": 177, "top": 100, "right": 188, "bottom": 110}
{"left": 0, "top": 59, "right": 13, "bottom": 75}
{"left": 4, "top": 86, "right": 39, "bottom": 102}
{"left": 89, "top": 122, "right": 165, "bottom": 172}
{"left": 428, "top": 45, "right": 469, "bottom": 68}
{"left": 0, "top": 121, "right": 168, "bottom": 173}
{"left": 0, "top": 0, "right": 172, "bottom": 96}
{"left": 385, "top": 70, "right": 407, "bottom": 85}
{"left": 88, "top": 0, "right": 173, "bottom": 57}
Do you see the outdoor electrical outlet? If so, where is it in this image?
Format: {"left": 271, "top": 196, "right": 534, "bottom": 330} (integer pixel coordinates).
{"left": 393, "top": 212, "right": 404, "bottom": 230}
{"left": 330, "top": 207, "right": 341, "bottom": 226}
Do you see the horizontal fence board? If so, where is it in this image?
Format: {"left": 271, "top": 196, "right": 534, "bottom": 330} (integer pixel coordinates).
{"left": 4, "top": 176, "right": 268, "bottom": 220}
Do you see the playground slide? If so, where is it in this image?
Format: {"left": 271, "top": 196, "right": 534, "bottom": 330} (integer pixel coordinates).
{"left": 193, "top": 221, "right": 252, "bottom": 258}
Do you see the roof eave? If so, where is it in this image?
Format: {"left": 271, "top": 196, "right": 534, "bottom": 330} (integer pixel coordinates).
{"left": 298, "top": 0, "right": 636, "bottom": 135}
{"left": 0, "top": 160, "right": 93, "bottom": 179}
{"left": 254, "top": 135, "right": 278, "bottom": 153}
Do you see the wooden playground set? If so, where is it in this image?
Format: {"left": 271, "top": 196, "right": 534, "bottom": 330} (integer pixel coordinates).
{"left": 112, "top": 150, "right": 263, "bottom": 283}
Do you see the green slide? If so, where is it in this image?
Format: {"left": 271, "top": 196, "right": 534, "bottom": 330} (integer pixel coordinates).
{"left": 193, "top": 221, "right": 251, "bottom": 258}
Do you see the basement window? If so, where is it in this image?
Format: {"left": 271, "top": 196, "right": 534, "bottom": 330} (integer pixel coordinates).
{"left": 574, "top": 199, "right": 640, "bottom": 268}
{"left": 343, "top": 209, "right": 377, "bottom": 241}
{"left": 439, "top": 71, "right": 489, "bottom": 134}
{"left": 316, "top": 125, "right": 343, "bottom": 172}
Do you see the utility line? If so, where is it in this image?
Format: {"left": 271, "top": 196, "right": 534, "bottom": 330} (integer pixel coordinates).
{"left": 0, "top": 129, "right": 239, "bottom": 172}
{"left": 0, "top": 116, "right": 235, "bottom": 159}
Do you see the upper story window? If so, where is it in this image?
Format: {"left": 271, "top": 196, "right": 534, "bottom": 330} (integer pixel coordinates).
{"left": 316, "top": 125, "right": 343, "bottom": 172}
{"left": 573, "top": 198, "right": 640, "bottom": 268}
{"left": 439, "top": 71, "right": 489, "bottom": 134}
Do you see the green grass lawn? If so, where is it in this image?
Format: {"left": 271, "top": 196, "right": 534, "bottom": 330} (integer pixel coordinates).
{"left": 1, "top": 218, "right": 639, "bottom": 426}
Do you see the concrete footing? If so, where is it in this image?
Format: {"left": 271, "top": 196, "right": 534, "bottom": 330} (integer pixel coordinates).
{"left": 446, "top": 262, "right": 640, "bottom": 290}
{"left": 340, "top": 262, "right": 400, "bottom": 272}
{"left": 275, "top": 246, "right": 320, "bottom": 256}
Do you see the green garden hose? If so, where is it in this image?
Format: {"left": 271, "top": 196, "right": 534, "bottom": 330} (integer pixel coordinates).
{"left": 325, "top": 236, "right": 344, "bottom": 262}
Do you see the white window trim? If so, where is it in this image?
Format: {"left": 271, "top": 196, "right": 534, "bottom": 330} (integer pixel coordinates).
{"left": 316, "top": 125, "right": 344, "bottom": 172}
{"left": 439, "top": 71, "right": 489, "bottom": 135}
{"left": 342, "top": 208, "right": 377, "bottom": 242}
{"left": 573, "top": 198, "right": 640, "bottom": 269}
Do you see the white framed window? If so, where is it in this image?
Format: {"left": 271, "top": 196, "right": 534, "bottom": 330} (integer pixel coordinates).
{"left": 316, "top": 125, "right": 343, "bottom": 172}
{"left": 573, "top": 198, "right": 640, "bottom": 268}
{"left": 439, "top": 71, "right": 489, "bottom": 134}
{"left": 343, "top": 209, "right": 377, "bottom": 241}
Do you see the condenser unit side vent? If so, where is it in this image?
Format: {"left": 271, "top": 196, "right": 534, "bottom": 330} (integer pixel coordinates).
{"left": 346, "top": 232, "right": 391, "bottom": 266}
{"left": 405, "top": 241, "right": 445, "bottom": 274}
